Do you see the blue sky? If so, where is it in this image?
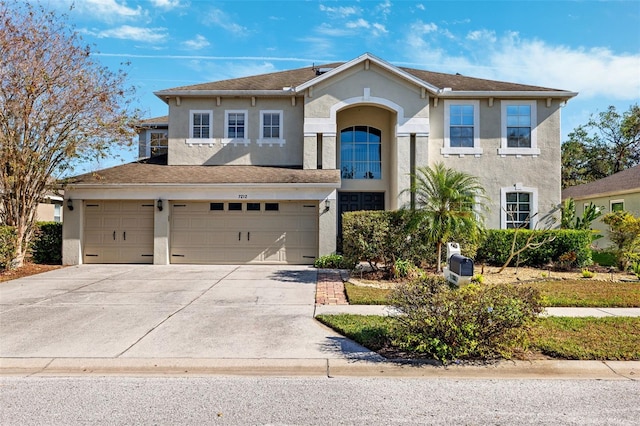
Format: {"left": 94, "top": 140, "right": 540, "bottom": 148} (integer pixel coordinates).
{"left": 50, "top": 0, "right": 640, "bottom": 170}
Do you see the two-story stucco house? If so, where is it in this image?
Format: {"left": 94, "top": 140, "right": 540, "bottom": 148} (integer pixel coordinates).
{"left": 62, "top": 53, "right": 577, "bottom": 265}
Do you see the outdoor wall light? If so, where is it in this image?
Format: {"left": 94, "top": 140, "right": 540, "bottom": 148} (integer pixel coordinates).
{"left": 67, "top": 199, "right": 74, "bottom": 211}
{"left": 325, "top": 199, "right": 330, "bottom": 211}
{"left": 157, "top": 199, "right": 163, "bottom": 211}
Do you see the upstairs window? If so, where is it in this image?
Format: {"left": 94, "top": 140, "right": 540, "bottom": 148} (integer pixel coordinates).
{"left": 340, "top": 126, "right": 382, "bottom": 180}
{"left": 149, "top": 131, "right": 168, "bottom": 156}
{"left": 190, "top": 111, "right": 212, "bottom": 139}
{"left": 225, "top": 111, "right": 247, "bottom": 139}
{"left": 499, "top": 101, "right": 539, "bottom": 156}
{"left": 506, "top": 105, "right": 532, "bottom": 148}
{"left": 442, "top": 100, "right": 482, "bottom": 156}
{"left": 261, "top": 111, "right": 281, "bottom": 139}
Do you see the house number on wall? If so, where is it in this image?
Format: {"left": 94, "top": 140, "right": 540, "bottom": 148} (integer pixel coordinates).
{"left": 238, "top": 194, "right": 248, "bottom": 199}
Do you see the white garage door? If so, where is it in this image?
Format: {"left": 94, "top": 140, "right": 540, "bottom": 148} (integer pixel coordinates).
{"left": 83, "top": 200, "right": 154, "bottom": 264}
{"left": 170, "top": 201, "right": 318, "bottom": 264}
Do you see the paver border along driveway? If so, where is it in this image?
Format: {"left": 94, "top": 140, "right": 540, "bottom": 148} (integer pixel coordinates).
{"left": 0, "top": 265, "right": 379, "bottom": 360}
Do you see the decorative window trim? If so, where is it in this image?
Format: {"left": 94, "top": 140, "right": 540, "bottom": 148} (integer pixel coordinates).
{"left": 442, "top": 100, "right": 483, "bottom": 157}
{"left": 500, "top": 185, "right": 538, "bottom": 229}
{"left": 258, "top": 110, "right": 285, "bottom": 147}
{"left": 498, "top": 100, "right": 539, "bottom": 156}
{"left": 189, "top": 110, "right": 213, "bottom": 140}
{"left": 224, "top": 110, "right": 249, "bottom": 145}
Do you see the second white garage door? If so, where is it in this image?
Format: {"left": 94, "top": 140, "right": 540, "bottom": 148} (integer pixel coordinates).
{"left": 170, "top": 201, "right": 318, "bottom": 264}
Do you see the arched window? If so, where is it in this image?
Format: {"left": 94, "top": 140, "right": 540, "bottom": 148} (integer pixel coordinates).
{"left": 340, "top": 126, "right": 382, "bottom": 179}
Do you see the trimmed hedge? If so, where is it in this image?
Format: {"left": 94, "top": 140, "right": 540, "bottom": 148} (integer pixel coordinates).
{"left": 0, "top": 226, "right": 18, "bottom": 270}
{"left": 31, "top": 222, "right": 63, "bottom": 265}
{"left": 476, "top": 229, "right": 593, "bottom": 268}
{"left": 341, "top": 210, "right": 593, "bottom": 269}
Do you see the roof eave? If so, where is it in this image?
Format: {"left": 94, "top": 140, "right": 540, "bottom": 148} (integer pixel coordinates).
{"left": 563, "top": 187, "right": 640, "bottom": 201}
{"left": 154, "top": 89, "right": 297, "bottom": 101}
{"left": 437, "top": 90, "right": 579, "bottom": 99}
{"left": 64, "top": 182, "right": 341, "bottom": 189}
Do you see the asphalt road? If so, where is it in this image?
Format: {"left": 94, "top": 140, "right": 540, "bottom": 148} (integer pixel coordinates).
{"left": 2, "top": 376, "right": 638, "bottom": 425}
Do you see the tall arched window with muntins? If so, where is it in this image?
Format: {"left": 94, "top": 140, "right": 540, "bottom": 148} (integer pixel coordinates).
{"left": 340, "top": 126, "right": 382, "bottom": 179}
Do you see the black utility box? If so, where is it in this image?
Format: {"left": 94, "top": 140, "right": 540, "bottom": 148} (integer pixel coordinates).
{"left": 449, "top": 254, "right": 474, "bottom": 277}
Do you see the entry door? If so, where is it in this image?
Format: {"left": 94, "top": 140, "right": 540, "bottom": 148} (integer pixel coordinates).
{"left": 337, "top": 192, "right": 385, "bottom": 245}
{"left": 83, "top": 200, "right": 154, "bottom": 263}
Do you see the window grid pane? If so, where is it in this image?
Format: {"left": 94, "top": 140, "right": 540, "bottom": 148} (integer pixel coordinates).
{"left": 228, "top": 113, "right": 245, "bottom": 139}
{"left": 450, "top": 104, "right": 475, "bottom": 148}
{"left": 192, "top": 113, "right": 210, "bottom": 139}
{"left": 505, "top": 192, "right": 532, "bottom": 229}
{"left": 506, "top": 105, "right": 531, "bottom": 148}
{"left": 262, "top": 112, "right": 280, "bottom": 139}
{"left": 340, "top": 126, "right": 382, "bottom": 180}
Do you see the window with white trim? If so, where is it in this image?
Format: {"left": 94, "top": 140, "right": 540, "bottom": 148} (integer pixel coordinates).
{"left": 189, "top": 110, "right": 212, "bottom": 139}
{"left": 340, "top": 126, "right": 382, "bottom": 179}
{"left": 258, "top": 110, "right": 285, "bottom": 146}
{"left": 499, "top": 101, "right": 539, "bottom": 156}
{"left": 610, "top": 199, "right": 624, "bottom": 212}
{"left": 225, "top": 110, "right": 247, "bottom": 139}
{"left": 148, "top": 130, "right": 168, "bottom": 157}
{"left": 501, "top": 186, "right": 538, "bottom": 229}
{"left": 442, "top": 100, "right": 482, "bottom": 156}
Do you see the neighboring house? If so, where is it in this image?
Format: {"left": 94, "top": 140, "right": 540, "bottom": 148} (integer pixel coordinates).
{"left": 136, "top": 116, "right": 168, "bottom": 159}
{"left": 36, "top": 194, "right": 64, "bottom": 223}
{"left": 562, "top": 165, "right": 640, "bottom": 249}
{"left": 62, "top": 53, "right": 577, "bottom": 265}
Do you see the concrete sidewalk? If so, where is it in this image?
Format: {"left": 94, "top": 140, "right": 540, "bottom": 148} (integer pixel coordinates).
{"left": 314, "top": 304, "right": 640, "bottom": 317}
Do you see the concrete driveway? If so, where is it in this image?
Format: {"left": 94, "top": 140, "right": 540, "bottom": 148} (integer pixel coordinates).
{"left": 0, "top": 265, "right": 378, "bottom": 360}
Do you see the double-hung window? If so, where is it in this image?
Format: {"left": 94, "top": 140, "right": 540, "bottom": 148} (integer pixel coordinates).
{"left": 258, "top": 110, "right": 285, "bottom": 146}
{"left": 189, "top": 110, "right": 212, "bottom": 139}
{"left": 499, "top": 101, "right": 539, "bottom": 156}
{"left": 148, "top": 131, "right": 168, "bottom": 157}
{"left": 442, "top": 100, "right": 482, "bottom": 156}
{"left": 501, "top": 186, "right": 538, "bottom": 229}
{"left": 225, "top": 110, "right": 247, "bottom": 140}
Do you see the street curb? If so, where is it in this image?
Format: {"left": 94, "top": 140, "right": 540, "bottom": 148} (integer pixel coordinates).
{"left": 1, "top": 358, "right": 638, "bottom": 380}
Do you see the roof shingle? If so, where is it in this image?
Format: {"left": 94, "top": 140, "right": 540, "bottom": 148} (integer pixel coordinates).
{"left": 562, "top": 165, "right": 640, "bottom": 199}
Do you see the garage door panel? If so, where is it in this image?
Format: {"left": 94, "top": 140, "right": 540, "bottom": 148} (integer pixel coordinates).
{"left": 170, "top": 201, "right": 318, "bottom": 264}
{"left": 83, "top": 200, "right": 154, "bottom": 264}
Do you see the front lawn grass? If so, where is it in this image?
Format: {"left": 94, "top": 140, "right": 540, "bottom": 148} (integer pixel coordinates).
{"left": 344, "top": 279, "right": 640, "bottom": 307}
{"left": 316, "top": 314, "right": 640, "bottom": 361}
{"left": 344, "top": 282, "right": 391, "bottom": 305}
{"left": 533, "top": 280, "right": 640, "bottom": 307}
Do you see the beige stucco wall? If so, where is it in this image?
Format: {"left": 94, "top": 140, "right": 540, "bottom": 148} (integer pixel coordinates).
{"left": 429, "top": 98, "right": 563, "bottom": 229}
{"left": 167, "top": 97, "right": 304, "bottom": 166}
{"left": 572, "top": 191, "right": 640, "bottom": 250}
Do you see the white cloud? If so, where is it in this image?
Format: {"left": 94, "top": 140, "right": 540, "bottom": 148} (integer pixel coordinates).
{"left": 91, "top": 25, "right": 168, "bottom": 43}
{"left": 182, "top": 35, "right": 210, "bottom": 50}
{"left": 206, "top": 8, "right": 249, "bottom": 35}
{"left": 376, "top": 0, "right": 392, "bottom": 18}
{"left": 404, "top": 27, "right": 640, "bottom": 101}
{"left": 319, "top": 5, "right": 359, "bottom": 18}
{"left": 150, "top": 0, "right": 182, "bottom": 9}
{"left": 416, "top": 4, "right": 425, "bottom": 11}
{"left": 466, "top": 29, "right": 496, "bottom": 43}
{"left": 346, "top": 19, "right": 370, "bottom": 30}
{"left": 187, "top": 61, "right": 277, "bottom": 82}
{"left": 76, "top": 0, "right": 143, "bottom": 21}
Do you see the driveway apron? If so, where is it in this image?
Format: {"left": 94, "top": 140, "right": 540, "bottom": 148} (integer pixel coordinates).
{"left": 0, "top": 265, "right": 377, "bottom": 360}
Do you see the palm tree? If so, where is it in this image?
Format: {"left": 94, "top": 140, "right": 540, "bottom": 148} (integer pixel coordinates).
{"left": 405, "top": 163, "right": 488, "bottom": 272}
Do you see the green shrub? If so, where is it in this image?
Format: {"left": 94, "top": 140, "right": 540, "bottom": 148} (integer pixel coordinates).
{"left": 341, "top": 209, "right": 479, "bottom": 270}
{"left": 314, "top": 253, "right": 354, "bottom": 269}
{"left": 389, "top": 276, "right": 543, "bottom": 362}
{"left": 31, "top": 222, "right": 63, "bottom": 265}
{"left": 0, "top": 226, "right": 18, "bottom": 270}
{"left": 477, "top": 229, "right": 592, "bottom": 268}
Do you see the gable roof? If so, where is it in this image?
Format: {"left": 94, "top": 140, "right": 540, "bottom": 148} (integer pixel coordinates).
{"left": 562, "top": 165, "right": 640, "bottom": 200}
{"left": 64, "top": 156, "right": 341, "bottom": 187}
{"left": 154, "top": 52, "right": 577, "bottom": 100}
